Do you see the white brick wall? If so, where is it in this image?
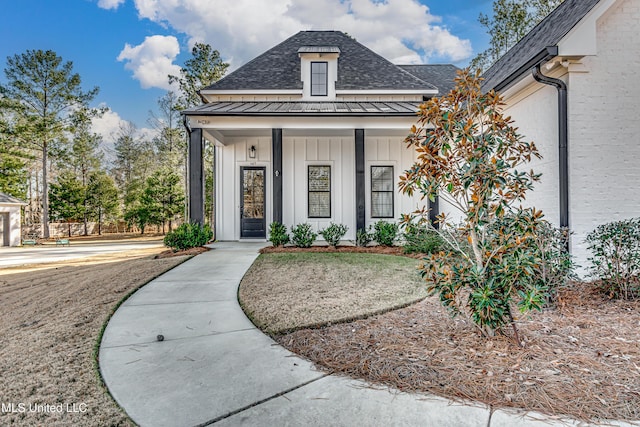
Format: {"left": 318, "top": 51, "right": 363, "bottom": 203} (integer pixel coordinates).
{"left": 501, "top": 0, "right": 640, "bottom": 276}
{"left": 567, "top": 0, "right": 640, "bottom": 275}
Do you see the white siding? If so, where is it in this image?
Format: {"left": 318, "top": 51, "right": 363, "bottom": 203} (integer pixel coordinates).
{"left": 502, "top": 83, "right": 561, "bottom": 225}
{"left": 0, "top": 205, "right": 22, "bottom": 246}
{"left": 215, "top": 136, "right": 272, "bottom": 241}
{"left": 499, "top": 0, "right": 640, "bottom": 274}
{"left": 282, "top": 134, "right": 356, "bottom": 239}
{"left": 364, "top": 134, "right": 427, "bottom": 227}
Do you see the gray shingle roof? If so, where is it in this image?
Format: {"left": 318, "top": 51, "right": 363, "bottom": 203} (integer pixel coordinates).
{"left": 186, "top": 101, "right": 421, "bottom": 116}
{"left": 482, "top": 0, "right": 601, "bottom": 91}
{"left": 204, "top": 31, "right": 436, "bottom": 92}
{"left": 0, "top": 192, "right": 26, "bottom": 204}
{"left": 398, "top": 64, "right": 460, "bottom": 96}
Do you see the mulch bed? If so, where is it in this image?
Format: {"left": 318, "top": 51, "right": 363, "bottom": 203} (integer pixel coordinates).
{"left": 260, "top": 244, "right": 425, "bottom": 258}
{"left": 271, "top": 257, "right": 640, "bottom": 423}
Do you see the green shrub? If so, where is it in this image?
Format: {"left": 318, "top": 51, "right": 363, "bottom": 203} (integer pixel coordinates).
{"left": 402, "top": 223, "right": 443, "bottom": 254}
{"left": 268, "top": 222, "right": 290, "bottom": 247}
{"left": 423, "top": 209, "right": 574, "bottom": 335}
{"left": 290, "top": 223, "right": 317, "bottom": 248}
{"left": 372, "top": 220, "right": 398, "bottom": 246}
{"left": 585, "top": 218, "right": 640, "bottom": 300}
{"left": 354, "top": 227, "right": 372, "bottom": 247}
{"left": 319, "top": 223, "right": 348, "bottom": 248}
{"left": 164, "top": 222, "right": 213, "bottom": 252}
{"left": 533, "top": 222, "right": 575, "bottom": 305}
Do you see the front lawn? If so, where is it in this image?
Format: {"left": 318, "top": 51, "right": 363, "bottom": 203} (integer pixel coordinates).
{"left": 238, "top": 252, "right": 426, "bottom": 334}
{"left": 241, "top": 252, "right": 640, "bottom": 424}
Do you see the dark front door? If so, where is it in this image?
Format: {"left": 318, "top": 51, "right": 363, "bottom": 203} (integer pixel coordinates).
{"left": 240, "top": 167, "right": 266, "bottom": 238}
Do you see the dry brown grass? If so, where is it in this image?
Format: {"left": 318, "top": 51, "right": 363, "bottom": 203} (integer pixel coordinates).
{"left": 240, "top": 251, "right": 640, "bottom": 423}
{"left": 239, "top": 252, "right": 426, "bottom": 334}
{"left": 0, "top": 247, "right": 189, "bottom": 426}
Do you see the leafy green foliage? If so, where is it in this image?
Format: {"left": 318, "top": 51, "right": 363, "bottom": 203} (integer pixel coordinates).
{"left": 0, "top": 49, "right": 99, "bottom": 238}
{"left": 290, "top": 223, "right": 317, "bottom": 248}
{"left": 355, "top": 227, "right": 373, "bottom": 247}
{"left": 168, "top": 43, "right": 229, "bottom": 110}
{"left": 372, "top": 221, "right": 398, "bottom": 247}
{"left": 471, "top": 0, "right": 565, "bottom": 72}
{"left": 142, "top": 169, "right": 185, "bottom": 232}
{"left": 268, "top": 222, "right": 290, "bottom": 247}
{"left": 164, "top": 222, "right": 213, "bottom": 252}
{"left": 424, "top": 210, "right": 572, "bottom": 333}
{"left": 402, "top": 222, "right": 443, "bottom": 254}
{"left": 400, "top": 69, "right": 554, "bottom": 339}
{"left": 319, "top": 223, "right": 348, "bottom": 248}
{"left": 586, "top": 218, "right": 640, "bottom": 300}
{"left": 49, "top": 171, "right": 85, "bottom": 223}
{"left": 86, "top": 171, "right": 119, "bottom": 235}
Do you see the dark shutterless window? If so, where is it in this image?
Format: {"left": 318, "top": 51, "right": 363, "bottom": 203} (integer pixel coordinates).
{"left": 371, "top": 166, "right": 394, "bottom": 218}
{"left": 308, "top": 165, "right": 331, "bottom": 218}
{"left": 311, "top": 62, "right": 328, "bottom": 96}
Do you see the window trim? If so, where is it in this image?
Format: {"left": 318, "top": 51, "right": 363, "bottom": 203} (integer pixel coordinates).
{"left": 370, "top": 165, "right": 394, "bottom": 219}
{"left": 310, "top": 61, "right": 328, "bottom": 97}
{"left": 307, "top": 165, "right": 331, "bottom": 218}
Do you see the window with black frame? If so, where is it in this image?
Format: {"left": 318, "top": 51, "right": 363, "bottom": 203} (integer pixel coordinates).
{"left": 310, "top": 62, "right": 328, "bottom": 96}
{"left": 371, "top": 166, "right": 394, "bottom": 218}
{"left": 308, "top": 165, "right": 331, "bottom": 218}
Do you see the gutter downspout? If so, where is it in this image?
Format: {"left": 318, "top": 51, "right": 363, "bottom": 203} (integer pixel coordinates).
{"left": 532, "top": 62, "right": 569, "bottom": 234}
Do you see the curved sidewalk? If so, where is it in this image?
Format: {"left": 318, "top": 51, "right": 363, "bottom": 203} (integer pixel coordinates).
{"left": 99, "top": 242, "right": 628, "bottom": 427}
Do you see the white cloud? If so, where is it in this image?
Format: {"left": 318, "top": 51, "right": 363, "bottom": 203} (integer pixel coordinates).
{"left": 91, "top": 106, "right": 158, "bottom": 161}
{"left": 91, "top": 107, "right": 125, "bottom": 142}
{"left": 130, "top": 0, "right": 472, "bottom": 67}
{"left": 97, "top": 0, "right": 125, "bottom": 10}
{"left": 117, "top": 35, "right": 182, "bottom": 90}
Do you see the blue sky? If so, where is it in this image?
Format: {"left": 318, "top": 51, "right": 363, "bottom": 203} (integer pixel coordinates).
{"left": 0, "top": 0, "right": 492, "bottom": 140}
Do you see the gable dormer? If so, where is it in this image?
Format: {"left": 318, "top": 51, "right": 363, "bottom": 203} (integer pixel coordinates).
{"left": 298, "top": 46, "right": 340, "bottom": 101}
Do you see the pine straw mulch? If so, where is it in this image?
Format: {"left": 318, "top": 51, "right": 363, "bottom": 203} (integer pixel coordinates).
{"left": 260, "top": 244, "right": 412, "bottom": 256}
{"left": 276, "top": 281, "right": 640, "bottom": 424}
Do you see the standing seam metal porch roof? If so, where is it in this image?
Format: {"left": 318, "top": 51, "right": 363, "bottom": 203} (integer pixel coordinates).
{"left": 185, "top": 101, "right": 422, "bottom": 116}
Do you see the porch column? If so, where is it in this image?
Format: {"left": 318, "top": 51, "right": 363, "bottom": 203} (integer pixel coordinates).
{"left": 429, "top": 196, "right": 440, "bottom": 230}
{"left": 355, "top": 129, "right": 365, "bottom": 231}
{"left": 188, "top": 127, "right": 205, "bottom": 225}
{"left": 272, "top": 128, "right": 283, "bottom": 224}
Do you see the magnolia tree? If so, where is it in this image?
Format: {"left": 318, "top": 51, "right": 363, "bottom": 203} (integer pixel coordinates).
{"left": 400, "top": 69, "right": 571, "bottom": 342}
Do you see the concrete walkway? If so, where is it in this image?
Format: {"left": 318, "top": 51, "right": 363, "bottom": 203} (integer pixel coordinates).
{"left": 99, "top": 242, "right": 633, "bottom": 427}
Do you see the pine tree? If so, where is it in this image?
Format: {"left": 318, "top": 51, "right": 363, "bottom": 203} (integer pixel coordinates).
{"left": 0, "top": 50, "right": 99, "bottom": 237}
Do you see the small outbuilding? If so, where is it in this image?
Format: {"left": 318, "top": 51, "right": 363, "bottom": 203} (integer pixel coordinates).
{"left": 0, "top": 192, "right": 26, "bottom": 247}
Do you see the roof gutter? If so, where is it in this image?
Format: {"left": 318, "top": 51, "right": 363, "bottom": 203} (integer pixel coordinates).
{"left": 493, "top": 46, "right": 558, "bottom": 92}
{"left": 531, "top": 50, "right": 569, "bottom": 237}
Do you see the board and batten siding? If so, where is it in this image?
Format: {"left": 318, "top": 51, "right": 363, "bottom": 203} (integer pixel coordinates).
{"left": 215, "top": 136, "right": 272, "bottom": 241}
{"left": 364, "top": 133, "right": 426, "bottom": 227}
{"left": 282, "top": 134, "right": 356, "bottom": 239}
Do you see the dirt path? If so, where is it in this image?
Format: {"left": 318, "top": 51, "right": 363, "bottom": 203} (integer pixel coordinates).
{"left": 0, "top": 247, "right": 189, "bottom": 426}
